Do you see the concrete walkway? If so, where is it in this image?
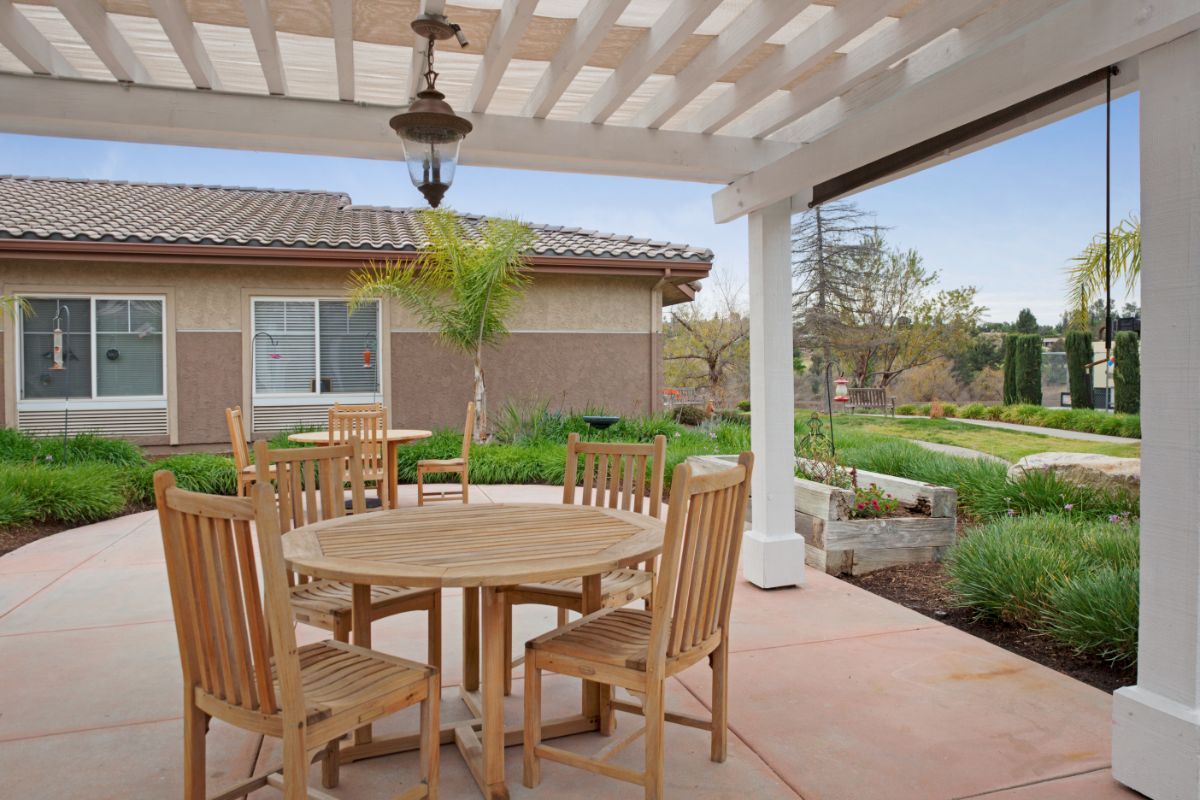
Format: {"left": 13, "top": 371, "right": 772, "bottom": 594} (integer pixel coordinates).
{"left": 0, "top": 483, "right": 1138, "bottom": 799}
{"left": 894, "top": 414, "right": 1141, "bottom": 445}
{"left": 912, "top": 439, "right": 1010, "bottom": 464}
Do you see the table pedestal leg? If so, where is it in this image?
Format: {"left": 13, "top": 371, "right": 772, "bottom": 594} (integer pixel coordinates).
{"left": 387, "top": 441, "right": 400, "bottom": 510}
{"left": 480, "top": 587, "right": 509, "bottom": 799}
{"left": 463, "top": 587, "right": 480, "bottom": 692}
{"left": 352, "top": 583, "right": 373, "bottom": 746}
{"left": 580, "top": 574, "right": 610, "bottom": 732}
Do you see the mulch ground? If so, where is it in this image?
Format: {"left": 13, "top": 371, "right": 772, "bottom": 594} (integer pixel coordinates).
{"left": 843, "top": 563, "right": 1136, "bottom": 694}
{"left": 0, "top": 521, "right": 74, "bottom": 558}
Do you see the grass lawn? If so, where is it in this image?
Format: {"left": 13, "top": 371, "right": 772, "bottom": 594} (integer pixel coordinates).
{"left": 826, "top": 415, "right": 1141, "bottom": 462}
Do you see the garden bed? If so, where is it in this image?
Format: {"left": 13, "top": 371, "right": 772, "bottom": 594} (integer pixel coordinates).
{"left": 845, "top": 563, "right": 1136, "bottom": 694}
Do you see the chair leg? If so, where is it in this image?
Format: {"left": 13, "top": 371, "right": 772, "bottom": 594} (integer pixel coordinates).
{"left": 183, "top": 700, "right": 207, "bottom": 800}
{"left": 461, "top": 468, "right": 469, "bottom": 504}
{"left": 643, "top": 682, "right": 666, "bottom": 800}
{"left": 321, "top": 739, "right": 340, "bottom": 789}
{"left": 416, "top": 468, "right": 425, "bottom": 507}
{"left": 711, "top": 640, "right": 729, "bottom": 763}
{"left": 333, "top": 615, "right": 351, "bottom": 644}
{"left": 556, "top": 607, "right": 568, "bottom": 627}
{"left": 599, "top": 682, "right": 615, "bottom": 736}
{"left": 281, "top": 727, "right": 308, "bottom": 800}
{"left": 522, "top": 653, "right": 542, "bottom": 789}
{"left": 429, "top": 591, "right": 443, "bottom": 673}
{"left": 503, "top": 599, "right": 513, "bottom": 697}
{"left": 420, "top": 673, "right": 441, "bottom": 800}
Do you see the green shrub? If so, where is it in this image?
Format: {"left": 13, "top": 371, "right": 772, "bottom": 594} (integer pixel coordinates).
{"left": 267, "top": 426, "right": 320, "bottom": 451}
{"left": 0, "top": 463, "right": 128, "bottom": 525}
{"left": 671, "top": 405, "right": 706, "bottom": 426}
{"left": 736, "top": 400, "right": 750, "bottom": 412}
{"left": 608, "top": 413, "right": 680, "bottom": 442}
{"left": 34, "top": 433, "right": 147, "bottom": 468}
{"left": 895, "top": 404, "right": 920, "bottom": 416}
{"left": 715, "top": 409, "right": 749, "bottom": 425}
{"left": 1002, "top": 333, "right": 1019, "bottom": 405}
{"left": 0, "top": 428, "right": 38, "bottom": 463}
{"left": 984, "top": 404, "right": 1005, "bottom": 421}
{"left": 1043, "top": 565, "right": 1139, "bottom": 665}
{"left": 959, "top": 403, "right": 987, "bottom": 419}
{"left": 1114, "top": 331, "right": 1140, "bottom": 415}
{"left": 940, "top": 403, "right": 958, "bottom": 418}
{"left": 132, "top": 454, "right": 238, "bottom": 503}
{"left": 1014, "top": 334, "right": 1043, "bottom": 405}
{"left": 1065, "top": 330, "right": 1094, "bottom": 409}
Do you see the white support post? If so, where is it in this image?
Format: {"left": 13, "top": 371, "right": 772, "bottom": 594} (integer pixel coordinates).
{"left": 1112, "top": 30, "right": 1200, "bottom": 800}
{"left": 743, "top": 197, "right": 805, "bottom": 589}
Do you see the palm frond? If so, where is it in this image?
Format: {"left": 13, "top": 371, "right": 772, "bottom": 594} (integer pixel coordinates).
{"left": 1066, "top": 215, "right": 1140, "bottom": 327}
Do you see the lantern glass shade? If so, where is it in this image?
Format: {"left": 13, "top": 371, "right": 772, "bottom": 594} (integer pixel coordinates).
{"left": 399, "top": 133, "right": 462, "bottom": 208}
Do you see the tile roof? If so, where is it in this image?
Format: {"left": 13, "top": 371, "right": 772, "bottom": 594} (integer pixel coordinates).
{"left": 0, "top": 176, "right": 713, "bottom": 263}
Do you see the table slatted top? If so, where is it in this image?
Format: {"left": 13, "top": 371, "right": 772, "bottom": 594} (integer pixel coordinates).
{"left": 282, "top": 503, "right": 664, "bottom": 588}
{"left": 287, "top": 429, "right": 432, "bottom": 444}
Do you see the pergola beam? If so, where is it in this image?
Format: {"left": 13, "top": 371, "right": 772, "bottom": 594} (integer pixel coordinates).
{"left": 729, "top": 0, "right": 997, "bottom": 139}
{"left": 239, "top": 0, "right": 286, "bottom": 96}
{"left": 148, "top": 0, "right": 221, "bottom": 90}
{"left": 330, "top": 0, "right": 354, "bottom": 101}
{"left": 54, "top": 0, "right": 150, "bottom": 83}
{"left": 0, "top": 73, "right": 794, "bottom": 184}
{"left": 631, "top": 0, "right": 812, "bottom": 130}
{"left": 0, "top": 0, "right": 79, "bottom": 77}
{"left": 406, "top": 0, "right": 445, "bottom": 103}
{"left": 683, "top": 0, "right": 905, "bottom": 135}
{"left": 467, "top": 0, "right": 537, "bottom": 113}
{"left": 578, "top": 0, "right": 724, "bottom": 125}
{"left": 521, "top": 0, "right": 630, "bottom": 119}
{"left": 712, "top": 0, "right": 1200, "bottom": 222}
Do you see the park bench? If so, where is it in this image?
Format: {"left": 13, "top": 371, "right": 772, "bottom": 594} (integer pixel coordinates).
{"left": 847, "top": 387, "right": 896, "bottom": 416}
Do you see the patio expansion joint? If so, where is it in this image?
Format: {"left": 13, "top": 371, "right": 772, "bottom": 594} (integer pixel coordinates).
{"left": 0, "top": 617, "right": 174, "bottom": 638}
{"left": 729, "top": 622, "right": 943, "bottom": 656}
{"left": 0, "top": 524, "right": 143, "bottom": 624}
{"left": 0, "top": 713, "right": 184, "bottom": 745}
{"left": 951, "top": 765, "right": 1114, "bottom": 799}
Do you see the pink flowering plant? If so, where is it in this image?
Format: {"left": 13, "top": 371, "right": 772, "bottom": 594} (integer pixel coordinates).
{"left": 850, "top": 483, "right": 900, "bottom": 520}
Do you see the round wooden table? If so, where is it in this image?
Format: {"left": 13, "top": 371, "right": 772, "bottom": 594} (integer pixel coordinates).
{"left": 282, "top": 502, "right": 665, "bottom": 800}
{"left": 287, "top": 428, "right": 431, "bottom": 510}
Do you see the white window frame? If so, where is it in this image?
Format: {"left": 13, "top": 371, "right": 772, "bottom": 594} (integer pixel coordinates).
{"left": 250, "top": 297, "right": 382, "bottom": 406}
{"left": 16, "top": 293, "right": 168, "bottom": 411}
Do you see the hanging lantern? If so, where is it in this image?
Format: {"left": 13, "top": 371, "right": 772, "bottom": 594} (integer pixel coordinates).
{"left": 389, "top": 14, "right": 472, "bottom": 208}
{"left": 363, "top": 348, "right": 373, "bottom": 369}
{"left": 50, "top": 326, "right": 65, "bottom": 371}
{"left": 833, "top": 377, "right": 850, "bottom": 403}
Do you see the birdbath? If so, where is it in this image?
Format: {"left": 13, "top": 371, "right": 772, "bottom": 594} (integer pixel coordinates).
{"left": 582, "top": 415, "right": 620, "bottom": 430}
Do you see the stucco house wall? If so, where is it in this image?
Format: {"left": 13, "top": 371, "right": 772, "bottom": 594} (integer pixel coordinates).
{"left": 0, "top": 259, "right": 667, "bottom": 445}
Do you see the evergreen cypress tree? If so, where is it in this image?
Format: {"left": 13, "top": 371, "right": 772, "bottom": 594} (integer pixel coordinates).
{"left": 1002, "top": 333, "right": 1019, "bottom": 405}
{"left": 1065, "top": 330, "right": 1095, "bottom": 409}
{"left": 1114, "top": 331, "right": 1140, "bottom": 414}
{"left": 1015, "top": 334, "right": 1043, "bottom": 405}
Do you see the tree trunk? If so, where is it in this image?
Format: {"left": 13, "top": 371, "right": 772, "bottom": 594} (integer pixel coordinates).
{"left": 473, "top": 349, "right": 487, "bottom": 443}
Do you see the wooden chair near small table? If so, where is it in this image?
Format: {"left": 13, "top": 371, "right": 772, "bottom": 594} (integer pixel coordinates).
{"left": 502, "top": 432, "right": 667, "bottom": 695}
{"left": 416, "top": 401, "right": 474, "bottom": 506}
{"left": 328, "top": 402, "right": 390, "bottom": 508}
{"left": 153, "top": 472, "right": 440, "bottom": 800}
{"left": 253, "top": 438, "right": 442, "bottom": 671}
{"left": 225, "top": 405, "right": 272, "bottom": 497}
{"left": 523, "top": 452, "right": 754, "bottom": 800}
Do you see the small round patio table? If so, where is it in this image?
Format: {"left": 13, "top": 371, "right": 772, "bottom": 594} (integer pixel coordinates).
{"left": 287, "top": 428, "right": 431, "bottom": 510}
{"left": 282, "top": 502, "right": 665, "bottom": 800}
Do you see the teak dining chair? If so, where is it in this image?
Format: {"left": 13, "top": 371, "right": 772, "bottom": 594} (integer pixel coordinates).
{"left": 154, "top": 472, "right": 440, "bottom": 800}
{"left": 226, "top": 405, "right": 272, "bottom": 497}
{"left": 328, "top": 403, "right": 389, "bottom": 508}
{"left": 523, "top": 452, "right": 754, "bottom": 800}
{"left": 502, "top": 432, "right": 667, "bottom": 694}
{"left": 416, "top": 401, "right": 474, "bottom": 506}
{"left": 254, "top": 438, "right": 442, "bottom": 670}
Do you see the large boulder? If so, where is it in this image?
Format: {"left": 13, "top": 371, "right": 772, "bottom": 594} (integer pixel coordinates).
{"left": 1007, "top": 452, "right": 1140, "bottom": 496}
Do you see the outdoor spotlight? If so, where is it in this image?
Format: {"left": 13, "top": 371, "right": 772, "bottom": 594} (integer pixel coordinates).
{"left": 389, "top": 14, "right": 473, "bottom": 208}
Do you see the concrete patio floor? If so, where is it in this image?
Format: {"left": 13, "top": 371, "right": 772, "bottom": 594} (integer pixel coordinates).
{"left": 0, "top": 483, "right": 1139, "bottom": 800}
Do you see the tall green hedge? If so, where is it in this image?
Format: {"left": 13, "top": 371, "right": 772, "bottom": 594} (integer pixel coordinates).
{"left": 1065, "top": 330, "right": 1094, "bottom": 409}
{"left": 1002, "top": 333, "right": 1019, "bottom": 405}
{"left": 1114, "top": 331, "right": 1140, "bottom": 414}
{"left": 1014, "top": 334, "right": 1043, "bottom": 405}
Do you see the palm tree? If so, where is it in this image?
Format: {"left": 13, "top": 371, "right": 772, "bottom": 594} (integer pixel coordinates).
{"left": 1066, "top": 215, "right": 1140, "bottom": 329}
{"left": 347, "top": 208, "right": 534, "bottom": 441}
{"left": 0, "top": 295, "right": 31, "bottom": 319}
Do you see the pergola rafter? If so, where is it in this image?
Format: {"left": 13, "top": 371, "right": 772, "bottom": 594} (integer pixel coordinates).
{"left": 148, "top": 0, "right": 221, "bottom": 91}
{"left": 0, "top": 0, "right": 78, "bottom": 77}
{"left": 54, "top": 0, "right": 149, "bottom": 83}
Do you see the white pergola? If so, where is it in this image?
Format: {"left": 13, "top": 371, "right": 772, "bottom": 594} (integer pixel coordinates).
{"left": 1, "top": 1, "right": 1199, "bottom": 796}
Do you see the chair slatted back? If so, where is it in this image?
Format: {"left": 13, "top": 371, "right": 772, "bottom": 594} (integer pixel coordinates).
{"left": 254, "top": 439, "right": 366, "bottom": 585}
{"left": 225, "top": 406, "right": 251, "bottom": 473}
{"left": 329, "top": 404, "right": 388, "bottom": 480}
{"left": 154, "top": 473, "right": 303, "bottom": 721}
{"left": 461, "top": 401, "right": 476, "bottom": 460}
{"left": 563, "top": 432, "right": 667, "bottom": 519}
{"left": 648, "top": 454, "right": 753, "bottom": 669}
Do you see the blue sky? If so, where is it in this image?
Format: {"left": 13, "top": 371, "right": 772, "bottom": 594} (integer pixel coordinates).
{"left": 0, "top": 92, "right": 1138, "bottom": 324}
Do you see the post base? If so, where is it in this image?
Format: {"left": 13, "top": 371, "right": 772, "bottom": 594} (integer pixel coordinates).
{"left": 1113, "top": 685, "right": 1200, "bottom": 799}
{"left": 741, "top": 529, "right": 805, "bottom": 589}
